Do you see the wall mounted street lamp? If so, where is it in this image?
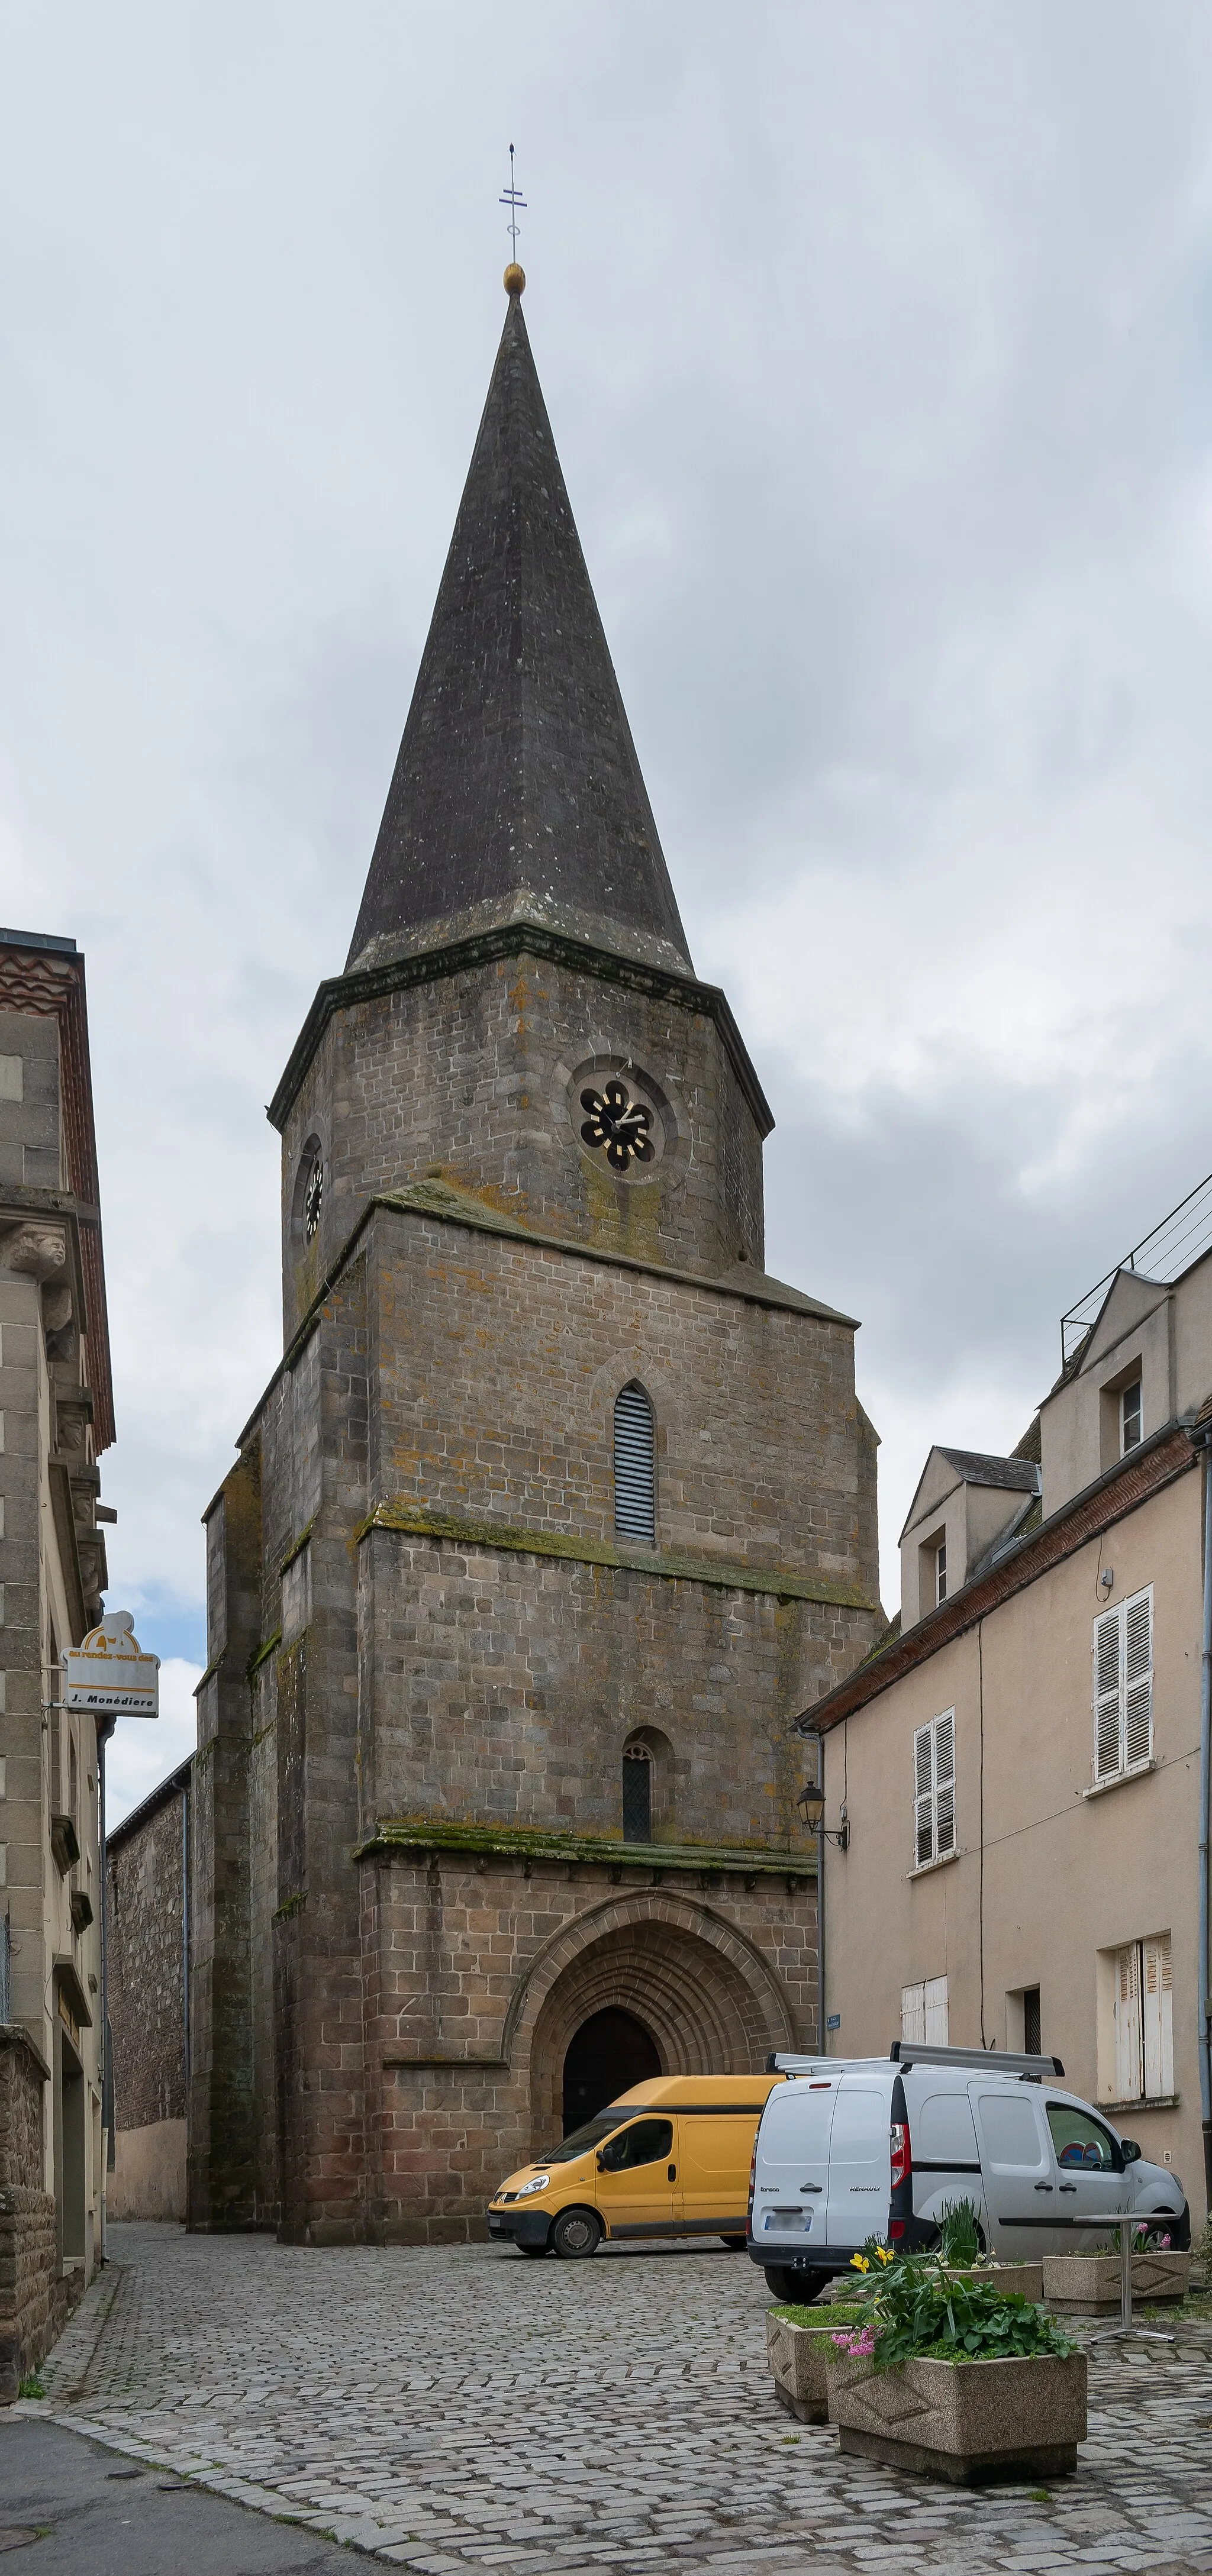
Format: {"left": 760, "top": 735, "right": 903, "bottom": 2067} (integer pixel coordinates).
{"left": 797, "top": 1780, "right": 850, "bottom": 1850}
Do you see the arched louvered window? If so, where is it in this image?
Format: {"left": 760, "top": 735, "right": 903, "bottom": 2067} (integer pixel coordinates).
{"left": 623, "top": 1742, "right": 653, "bottom": 1843}
{"left": 614, "top": 1381, "right": 656, "bottom": 1543}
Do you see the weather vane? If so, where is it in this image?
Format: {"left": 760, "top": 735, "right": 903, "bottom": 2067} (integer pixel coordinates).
{"left": 499, "top": 144, "right": 526, "bottom": 286}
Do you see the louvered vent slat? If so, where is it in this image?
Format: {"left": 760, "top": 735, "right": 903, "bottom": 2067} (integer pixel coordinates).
{"left": 614, "top": 1383, "right": 656, "bottom": 1542}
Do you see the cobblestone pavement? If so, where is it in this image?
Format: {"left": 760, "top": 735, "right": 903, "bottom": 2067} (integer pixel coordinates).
{"left": 19, "top": 2223, "right": 1212, "bottom": 2576}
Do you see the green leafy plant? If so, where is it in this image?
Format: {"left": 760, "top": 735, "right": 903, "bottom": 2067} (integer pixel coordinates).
{"left": 935, "top": 2196, "right": 984, "bottom": 2268}
{"left": 18, "top": 2375, "right": 45, "bottom": 2399}
{"left": 833, "top": 2251, "right": 1077, "bottom": 2372}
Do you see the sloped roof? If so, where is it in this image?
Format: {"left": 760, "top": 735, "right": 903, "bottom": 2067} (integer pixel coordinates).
{"left": 935, "top": 1447, "right": 1040, "bottom": 1493}
{"left": 346, "top": 289, "right": 692, "bottom": 981}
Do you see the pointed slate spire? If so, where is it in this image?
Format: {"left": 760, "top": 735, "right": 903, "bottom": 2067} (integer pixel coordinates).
{"left": 345, "top": 285, "right": 692, "bottom": 979}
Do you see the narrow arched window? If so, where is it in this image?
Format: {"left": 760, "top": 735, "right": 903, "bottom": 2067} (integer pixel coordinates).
{"left": 623, "top": 1741, "right": 653, "bottom": 1843}
{"left": 614, "top": 1381, "right": 656, "bottom": 1543}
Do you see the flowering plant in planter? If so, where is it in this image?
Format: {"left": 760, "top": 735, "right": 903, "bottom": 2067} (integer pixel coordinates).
{"left": 826, "top": 2254, "right": 1087, "bottom": 2482}
{"left": 833, "top": 2251, "right": 1076, "bottom": 2371}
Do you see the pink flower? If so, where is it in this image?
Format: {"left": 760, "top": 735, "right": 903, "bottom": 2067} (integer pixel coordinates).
{"left": 832, "top": 2326, "right": 876, "bottom": 2358}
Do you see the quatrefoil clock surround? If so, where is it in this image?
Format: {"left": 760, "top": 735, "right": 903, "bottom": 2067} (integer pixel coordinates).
{"left": 580, "top": 1077, "right": 656, "bottom": 1173}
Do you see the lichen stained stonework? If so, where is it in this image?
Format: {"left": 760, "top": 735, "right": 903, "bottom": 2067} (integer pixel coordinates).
{"left": 191, "top": 278, "right": 882, "bottom": 2250}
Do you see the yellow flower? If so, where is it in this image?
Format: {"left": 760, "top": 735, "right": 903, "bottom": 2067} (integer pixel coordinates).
{"left": 850, "top": 2253, "right": 871, "bottom": 2272}
{"left": 875, "top": 2246, "right": 894, "bottom": 2266}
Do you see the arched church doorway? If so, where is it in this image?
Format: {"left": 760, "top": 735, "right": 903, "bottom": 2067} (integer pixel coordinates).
{"left": 562, "top": 2006, "right": 660, "bottom": 2134}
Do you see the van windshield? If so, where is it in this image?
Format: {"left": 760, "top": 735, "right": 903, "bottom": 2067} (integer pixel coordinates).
{"left": 539, "top": 2115, "right": 628, "bottom": 2165}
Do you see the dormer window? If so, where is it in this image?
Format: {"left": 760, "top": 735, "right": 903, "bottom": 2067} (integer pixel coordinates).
{"left": 935, "top": 1541, "right": 947, "bottom": 1604}
{"left": 1120, "top": 1381, "right": 1142, "bottom": 1455}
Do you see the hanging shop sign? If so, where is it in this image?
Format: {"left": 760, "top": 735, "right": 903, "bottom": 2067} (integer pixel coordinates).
{"left": 62, "top": 1612, "right": 160, "bottom": 1718}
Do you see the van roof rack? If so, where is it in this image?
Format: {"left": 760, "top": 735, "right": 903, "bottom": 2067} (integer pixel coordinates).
{"left": 766, "top": 2053, "right": 891, "bottom": 2075}
{"left": 889, "top": 2042, "right": 1065, "bottom": 2078}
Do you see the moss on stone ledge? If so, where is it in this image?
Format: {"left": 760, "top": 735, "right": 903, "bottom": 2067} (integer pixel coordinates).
{"left": 354, "top": 1815, "right": 816, "bottom": 1877}
{"left": 357, "top": 1497, "right": 872, "bottom": 1611}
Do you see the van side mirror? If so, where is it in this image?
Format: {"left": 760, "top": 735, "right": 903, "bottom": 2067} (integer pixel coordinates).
{"left": 1120, "top": 2139, "right": 1142, "bottom": 2165}
{"left": 595, "top": 2152, "right": 606, "bottom": 2171}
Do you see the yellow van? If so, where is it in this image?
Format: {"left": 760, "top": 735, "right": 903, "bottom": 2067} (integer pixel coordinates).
{"left": 487, "top": 2073, "right": 786, "bottom": 2259}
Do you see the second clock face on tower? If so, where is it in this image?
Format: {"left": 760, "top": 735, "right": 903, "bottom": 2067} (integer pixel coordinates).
{"left": 303, "top": 1154, "right": 324, "bottom": 1241}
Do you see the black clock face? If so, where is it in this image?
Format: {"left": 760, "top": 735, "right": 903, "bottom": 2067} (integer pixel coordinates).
{"left": 579, "top": 1079, "right": 656, "bottom": 1173}
{"left": 303, "top": 1156, "right": 324, "bottom": 1241}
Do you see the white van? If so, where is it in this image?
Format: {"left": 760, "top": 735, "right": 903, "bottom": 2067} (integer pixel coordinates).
{"left": 749, "top": 2042, "right": 1189, "bottom": 2300}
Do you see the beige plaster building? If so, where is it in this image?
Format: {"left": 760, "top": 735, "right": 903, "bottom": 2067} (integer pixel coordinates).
{"left": 802, "top": 1182, "right": 1212, "bottom": 2233}
{"left": 0, "top": 926, "right": 115, "bottom": 2399}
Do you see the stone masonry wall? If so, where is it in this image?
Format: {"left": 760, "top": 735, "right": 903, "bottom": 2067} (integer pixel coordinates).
{"left": 363, "top": 1204, "right": 872, "bottom": 1588}
{"left": 281, "top": 947, "right": 768, "bottom": 1339}
{"left": 359, "top": 1526, "right": 865, "bottom": 1850}
{"left": 108, "top": 1788, "right": 187, "bottom": 2133}
{"left": 0, "top": 2029, "right": 56, "bottom": 2399}
{"left": 358, "top": 1851, "right": 817, "bottom": 2242}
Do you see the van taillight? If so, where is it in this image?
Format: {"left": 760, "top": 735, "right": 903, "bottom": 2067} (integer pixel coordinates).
{"left": 747, "top": 2149, "right": 756, "bottom": 2219}
{"left": 889, "top": 2121, "right": 911, "bottom": 2190}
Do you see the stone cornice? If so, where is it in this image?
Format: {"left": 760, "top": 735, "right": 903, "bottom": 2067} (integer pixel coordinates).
{"left": 354, "top": 1816, "right": 817, "bottom": 1878}
{"left": 231, "top": 1180, "right": 858, "bottom": 1454}
{"left": 358, "top": 1496, "right": 876, "bottom": 1610}
{"left": 799, "top": 1419, "right": 1200, "bottom": 1734}
{"left": 266, "top": 919, "right": 774, "bottom": 1140}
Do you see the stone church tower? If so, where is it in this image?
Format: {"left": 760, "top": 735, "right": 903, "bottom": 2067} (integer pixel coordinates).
{"left": 190, "top": 277, "right": 882, "bottom": 2242}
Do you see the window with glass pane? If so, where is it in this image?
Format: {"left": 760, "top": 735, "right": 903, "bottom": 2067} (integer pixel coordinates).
{"left": 1046, "top": 2103, "right": 1116, "bottom": 2169}
{"left": 622, "top": 1744, "right": 652, "bottom": 1842}
{"left": 1120, "top": 1381, "right": 1142, "bottom": 1454}
{"left": 598, "top": 2118, "right": 673, "bottom": 2171}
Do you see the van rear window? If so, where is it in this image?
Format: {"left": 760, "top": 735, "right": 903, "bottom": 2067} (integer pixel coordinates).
{"left": 541, "top": 2115, "right": 629, "bottom": 2164}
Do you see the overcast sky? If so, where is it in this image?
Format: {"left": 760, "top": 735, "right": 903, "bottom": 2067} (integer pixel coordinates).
{"left": 4, "top": 5, "right": 1212, "bottom": 1819}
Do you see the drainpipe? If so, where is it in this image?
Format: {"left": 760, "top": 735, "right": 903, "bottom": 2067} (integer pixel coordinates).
{"left": 1198, "top": 1433, "right": 1212, "bottom": 2211}
{"left": 181, "top": 1776, "right": 190, "bottom": 2090}
{"left": 98, "top": 1713, "right": 115, "bottom": 2262}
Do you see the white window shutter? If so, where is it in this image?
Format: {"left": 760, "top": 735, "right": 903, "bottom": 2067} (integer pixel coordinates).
{"left": 924, "top": 1975, "right": 950, "bottom": 2045}
{"left": 914, "top": 1723, "right": 934, "bottom": 1866}
{"left": 1124, "top": 1592, "right": 1153, "bottom": 1770}
{"left": 1114, "top": 1942, "right": 1142, "bottom": 2100}
{"left": 1142, "top": 1933, "right": 1172, "bottom": 2097}
{"left": 1094, "top": 1607, "right": 1123, "bottom": 1780}
{"left": 901, "top": 1981, "right": 926, "bottom": 2045}
{"left": 934, "top": 1712, "right": 956, "bottom": 1855}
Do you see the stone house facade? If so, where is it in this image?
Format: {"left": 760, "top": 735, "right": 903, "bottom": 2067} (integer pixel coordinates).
{"left": 0, "top": 926, "right": 114, "bottom": 2396}
{"left": 802, "top": 1186, "right": 1212, "bottom": 2230}
{"left": 191, "top": 280, "right": 882, "bottom": 2245}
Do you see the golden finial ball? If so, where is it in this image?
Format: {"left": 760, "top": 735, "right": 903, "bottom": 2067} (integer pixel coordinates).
{"left": 504, "top": 263, "right": 526, "bottom": 296}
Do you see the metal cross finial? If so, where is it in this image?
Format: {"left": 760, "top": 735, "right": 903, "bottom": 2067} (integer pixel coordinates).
{"left": 499, "top": 143, "right": 526, "bottom": 256}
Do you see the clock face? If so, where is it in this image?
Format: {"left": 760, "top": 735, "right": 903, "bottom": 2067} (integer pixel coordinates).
{"left": 303, "top": 1155, "right": 324, "bottom": 1241}
{"left": 579, "top": 1078, "right": 656, "bottom": 1173}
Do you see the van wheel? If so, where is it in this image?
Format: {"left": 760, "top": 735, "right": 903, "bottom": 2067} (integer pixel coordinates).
{"left": 552, "top": 2207, "right": 602, "bottom": 2260}
{"left": 763, "top": 2264, "right": 826, "bottom": 2303}
{"left": 720, "top": 2235, "right": 747, "bottom": 2250}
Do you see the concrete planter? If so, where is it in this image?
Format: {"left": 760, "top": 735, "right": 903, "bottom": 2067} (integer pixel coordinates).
{"left": 826, "top": 2351, "right": 1088, "bottom": 2484}
{"left": 766, "top": 2310, "right": 865, "bottom": 2424}
{"left": 941, "top": 2264, "right": 1044, "bottom": 2303}
{"left": 1043, "top": 2251, "right": 1190, "bottom": 2312}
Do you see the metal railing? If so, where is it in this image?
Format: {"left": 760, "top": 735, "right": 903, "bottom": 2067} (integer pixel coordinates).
{"left": 1061, "top": 1169, "right": 1212, "bottom": 1367}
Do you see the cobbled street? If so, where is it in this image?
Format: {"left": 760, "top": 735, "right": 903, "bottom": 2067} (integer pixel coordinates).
{"left": 18, "top": 2224, "right": 1212, "bottom": 2576}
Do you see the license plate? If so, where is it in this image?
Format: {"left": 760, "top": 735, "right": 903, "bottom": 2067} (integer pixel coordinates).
{"left": 764, "top": 2210, "right": 812, "bottom": 2233}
